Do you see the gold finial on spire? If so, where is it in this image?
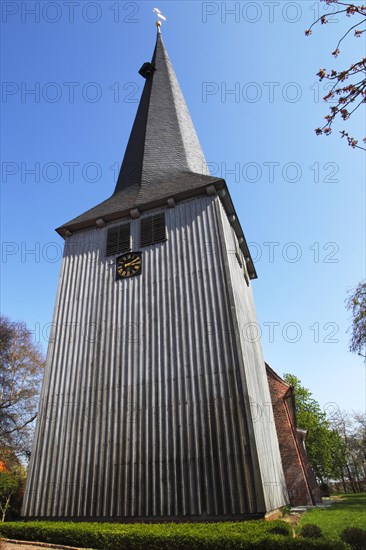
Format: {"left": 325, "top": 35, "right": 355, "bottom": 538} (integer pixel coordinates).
{"left": 153, "top": 8, "right": 166, "bottom": 32}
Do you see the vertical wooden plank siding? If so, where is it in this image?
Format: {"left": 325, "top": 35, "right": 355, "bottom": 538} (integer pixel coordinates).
{"left": 216, "top": 200, "right": 288, "bottom": 511}
{"left": 23, "top": 195, "right": 287, "bottom": 519}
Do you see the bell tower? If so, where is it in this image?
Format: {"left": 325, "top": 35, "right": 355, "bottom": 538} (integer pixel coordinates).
{"left": 22, "top": 30, "right": 288, "bottom": 520}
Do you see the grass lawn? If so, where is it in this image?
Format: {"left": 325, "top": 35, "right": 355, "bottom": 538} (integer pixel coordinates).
{"left": 297, "top": 493, "right": 366, "bottom": 540}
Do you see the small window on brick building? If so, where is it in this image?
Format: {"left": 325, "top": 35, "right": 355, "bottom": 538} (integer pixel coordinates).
{"left": 106, "top": 223, "right": 131, "bottom": 256}
{"left": 140, "top": 212, "right": 166, "bottom": 247}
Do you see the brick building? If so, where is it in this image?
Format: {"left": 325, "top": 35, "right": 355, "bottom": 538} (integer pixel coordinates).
{"left": 266, "top": 364, "right": 321, "bottom": 506}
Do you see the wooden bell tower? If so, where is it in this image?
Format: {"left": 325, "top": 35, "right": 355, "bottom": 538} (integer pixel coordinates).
{"left": 22, "top": 30, "right": 288, "bottom": 521}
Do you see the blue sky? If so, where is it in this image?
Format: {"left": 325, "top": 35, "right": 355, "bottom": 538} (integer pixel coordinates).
{"left": 1, "top": 1, "right": 365, "bottom": 414}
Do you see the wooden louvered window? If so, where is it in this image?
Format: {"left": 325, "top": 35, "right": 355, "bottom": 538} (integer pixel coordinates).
{"left": 106, "top": 223, "right": 131, "bottom": 256}
{"left": 140, "top": 213, "right": 166, "bottom": 247}
{"left": 235, "top": 241, "right": 243, "bottom": 268}
{"left": 232, "top": 229, "right": 243, "bottom": 268}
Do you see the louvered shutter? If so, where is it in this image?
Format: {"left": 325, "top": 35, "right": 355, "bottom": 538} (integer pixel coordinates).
{"left": 140, "top": 213, "right": 166, "bottom": 247}
{"left": 106, "top": 223, "right": 131, "bottom": 256}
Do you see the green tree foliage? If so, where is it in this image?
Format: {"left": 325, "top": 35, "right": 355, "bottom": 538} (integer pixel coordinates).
{"left": 346, "top": 281, "right": 366, "bottom": 357}
{"left": 328, "top": 409, "right": 366, "bottom": 492}
{"left": 305, "top": 0, "right": 366, "bottom": 150}
{"left": 283, "top": 374, "right": 346, "bottom": 482}
{"left": 0, "top": 472, "right": 19, "bottom": 522}
{"left": 0, "top": 316, "right": 45, "bottom": 462}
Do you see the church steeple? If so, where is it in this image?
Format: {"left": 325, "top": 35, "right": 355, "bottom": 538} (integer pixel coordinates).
{"left": 23, "top": 24, "right": 290, "bottom": 522}
{"left": 115, "top": 31, "right": 210, "bottom": 192}
{"left": 58, "top": 32, "right": 219, "bottom": 236}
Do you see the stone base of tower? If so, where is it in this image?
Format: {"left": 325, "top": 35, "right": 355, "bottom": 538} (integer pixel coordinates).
{"left": 264, "top": 507, "right": 287, "bottom": 521}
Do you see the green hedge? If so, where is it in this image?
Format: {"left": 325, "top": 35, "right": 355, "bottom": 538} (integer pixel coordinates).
{"left": 0, "top": 520, "right": 347, "bottom": 549}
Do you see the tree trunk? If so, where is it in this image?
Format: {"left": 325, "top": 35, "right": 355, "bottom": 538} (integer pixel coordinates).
{"left": 341, "top": 470, "right": 347, "bottom": 493}
{"left": 345, "top": 464, "right": 357, "bottom": 493}
{"left": 0, "top": 495, "right": 11, "bottom": 522}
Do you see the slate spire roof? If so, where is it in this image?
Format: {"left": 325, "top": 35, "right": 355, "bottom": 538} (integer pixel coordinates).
{"left": 115, "top": 32, "right": 210, "bottom": 191}
{"left": 57, "top": 31, "right": 221, "bottom": 235}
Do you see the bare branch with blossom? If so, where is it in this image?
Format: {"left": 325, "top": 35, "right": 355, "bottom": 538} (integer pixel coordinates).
{"left": 306, "top": 0, "right": 366, "bottom": 150}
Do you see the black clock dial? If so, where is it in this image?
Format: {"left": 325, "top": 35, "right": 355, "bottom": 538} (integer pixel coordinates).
{"left": 116, "top": 252, "right": 142, "bottom": 279}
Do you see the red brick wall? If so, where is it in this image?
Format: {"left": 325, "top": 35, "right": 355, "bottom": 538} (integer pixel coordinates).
{"left": 266, "top": 368, "right": 321, "bottom": 506}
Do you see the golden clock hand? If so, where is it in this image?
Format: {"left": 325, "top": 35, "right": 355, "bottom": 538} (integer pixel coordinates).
{"left": 124, "top": 258, "right": 140, "bottom": 267}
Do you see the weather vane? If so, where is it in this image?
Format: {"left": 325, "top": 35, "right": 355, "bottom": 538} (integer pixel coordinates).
{"left": 153, "top": 7, "right": 166, "bottom": 32}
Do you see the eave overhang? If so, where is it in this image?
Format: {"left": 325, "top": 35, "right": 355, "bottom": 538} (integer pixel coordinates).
{"left": 56, "top": 178, "right": 258, "bottom": 280}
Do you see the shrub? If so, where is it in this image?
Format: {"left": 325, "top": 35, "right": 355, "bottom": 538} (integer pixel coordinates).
{"left": 0, "top": 521, "right": 347, "bottom": 550}
{"left": 340, "top": 527, "right": 366, "bottom": 550}
{"left": 299, "top": 524, "right": 323, "bottom": 539}
{"left": 268, "top": 525, "right": 291, "bottom": 536}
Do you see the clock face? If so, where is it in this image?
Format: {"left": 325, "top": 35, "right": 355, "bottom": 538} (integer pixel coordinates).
{"left": 116, "top": 252, "right": 142, "bottom": 279}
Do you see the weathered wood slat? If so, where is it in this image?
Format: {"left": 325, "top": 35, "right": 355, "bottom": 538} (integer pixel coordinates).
{"left": 22, "top": 197, "right": 287, "bottom": 520}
